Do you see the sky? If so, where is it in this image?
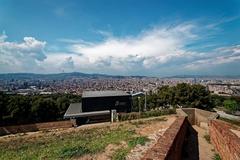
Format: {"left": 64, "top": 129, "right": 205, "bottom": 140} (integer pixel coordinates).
{"left": 0, "top": 0, "right": 240, "bottom": 76}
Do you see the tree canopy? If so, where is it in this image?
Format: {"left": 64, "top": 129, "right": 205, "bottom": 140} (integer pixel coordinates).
{"left": 133, "top": 83, "right": 213, "bottom": 111}
{"left": 0, "top": 93, "right": 81, "bottom": 126}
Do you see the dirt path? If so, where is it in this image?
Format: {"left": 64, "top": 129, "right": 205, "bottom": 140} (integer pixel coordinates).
{"left": 193, "top": 125, "right": 215, "bottom": 160}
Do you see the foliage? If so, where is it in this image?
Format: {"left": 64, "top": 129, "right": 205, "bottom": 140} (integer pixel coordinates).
{"left": 1, "top": 83, "right": 239, "bottom": 126}
{"left": 212, "top": 153, "right": 221, "bottom": 160}
{"left": 31, "top": 98, "right": 59, "bottom": 122}
{"left": 0, "top": 92, "right": 81, "bottom": 126}
{"left": 118, "top": 112, "right": 141, "bottom": 121}
{"left": 127, "top": 136, "right": 149, "bottom": 148}
{"left": 112, "top": 148, "right": 129, "bottom": 160}
{"left": 60, "top": 146, "right": 90, "bottom": 158}
{"left": 203, "top": 134, "right": 211, "bottom": 144}
{"left": 223, "top": 99, "right": 239, "bottom": 113}
{"left": 118, "top": 109, "right": 176, "bottom": 121}
{"left": 132, "top": 83, "right": 213, "bottom": 111}
{"left": 112, "top": 136, "right": 149, "bottom": 160}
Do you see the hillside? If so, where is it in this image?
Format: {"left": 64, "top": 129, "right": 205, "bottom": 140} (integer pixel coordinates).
{"left": 0, "top": 116, "right": 175, "bottom": 160}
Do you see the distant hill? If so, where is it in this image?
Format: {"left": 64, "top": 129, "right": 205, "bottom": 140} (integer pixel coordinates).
{"left": 0, "top": 72, "right": 147, "bottom": 80}
{"left": 0, "top": 72, "right": 239, "bottom": 80}
{"left": 163, "top": 75, "right": 240, "bottom": 79}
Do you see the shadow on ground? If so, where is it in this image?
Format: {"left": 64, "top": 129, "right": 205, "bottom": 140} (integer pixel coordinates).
{"left": 182, "top": 125, "right": 199, "bottom": 160}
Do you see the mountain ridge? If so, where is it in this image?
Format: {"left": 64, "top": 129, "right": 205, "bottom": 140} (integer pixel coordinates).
{"left": 0, "top": 72, "right": 240, "bottom": 80}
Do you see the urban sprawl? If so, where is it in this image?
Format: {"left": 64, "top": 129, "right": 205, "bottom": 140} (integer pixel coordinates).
{"left": 1, "top": 76, "right": 240, "bottom": 96}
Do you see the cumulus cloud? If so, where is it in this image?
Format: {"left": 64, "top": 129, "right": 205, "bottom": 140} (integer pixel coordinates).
{"left": 65, "top": 23, "right": 199, "bottom": 73}
{"left": 0, "top": 33, "right": 46, "bottom": 72}
{"left": 1, "top": 22, "right": 240, "bottom": 76}
{"left": 57, "top": 23, "right": 239, "bottom": 75}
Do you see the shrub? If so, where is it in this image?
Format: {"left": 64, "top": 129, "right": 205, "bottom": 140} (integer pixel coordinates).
{"left": 204, "top": 134, "right": 211, "bottom": 144}
{"left": 223, "top": 100, "right": 239, "bottom": 113}
{"left": 118, "top": 109, "right": 176, "bottom": 121}
{"left": 212, "top": 153, "right": 221, "bottom": 160}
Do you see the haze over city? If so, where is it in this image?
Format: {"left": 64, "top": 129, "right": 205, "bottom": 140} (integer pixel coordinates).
{"left": 0, "top": 0, "right": 240, "bottom": 76}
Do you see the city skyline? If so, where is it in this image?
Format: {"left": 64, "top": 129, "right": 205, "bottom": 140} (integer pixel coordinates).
{"left": 0, "top": 0, "right": 240, "bottom": 76}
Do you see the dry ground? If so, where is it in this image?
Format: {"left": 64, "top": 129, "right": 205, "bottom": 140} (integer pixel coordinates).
{"left": 0, "top": 115, "right": 176, "bottom": 160}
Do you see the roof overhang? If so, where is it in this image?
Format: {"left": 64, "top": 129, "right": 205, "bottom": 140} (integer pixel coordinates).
{"left": 64, "top": 110, "right": 110, "bottom": 119}
{"left": 131, "top": 92, "right": 145, "bottom": 97}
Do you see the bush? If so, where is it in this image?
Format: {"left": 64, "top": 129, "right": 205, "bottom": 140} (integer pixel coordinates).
{"left": 203, "top": 134, "right": 211, "bottom": 144}
{"left": 223, "top": 100, "right": 239, "bottom": 113}
{"left": 213, "top": 153, "right": 221, "bottom": 160}
{"left": 118, "top": 112, "right": 141, "bottom": 121}
{"left": 118, "top": 109, "right": 176, "bottom": 121}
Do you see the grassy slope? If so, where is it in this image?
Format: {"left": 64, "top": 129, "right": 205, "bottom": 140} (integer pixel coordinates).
{"left": 0, "top": 118, "right": 161, "bottom": 160}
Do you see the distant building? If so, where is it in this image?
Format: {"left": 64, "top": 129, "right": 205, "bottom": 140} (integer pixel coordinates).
{"left": 64, "top": 90, "right": 133, "bottom": 125}
{"left": 82, "top": 90, "right": 132, "bottom": 112}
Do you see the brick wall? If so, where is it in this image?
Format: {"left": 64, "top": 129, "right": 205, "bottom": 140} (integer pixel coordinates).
{"left": 142, "top": 117, "right": 190, "bottom": 160}
{"left": 181, "top": 108, "right": 195, "bottom": 125}
{"left": 0, "top": 120, "right": 73, "bottom": 136}
{"left": 209, "top": 120, "right": 240, "bottom": 160}
{"left": 179, "top": 108, "right": 218, "bottom": 129}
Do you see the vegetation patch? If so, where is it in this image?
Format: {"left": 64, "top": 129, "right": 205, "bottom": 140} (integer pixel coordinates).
{"left": 204, "top": 134, "right": 211, "bottom": 144}
{"left": 129, "top": 117, "right": 166, "bottom": 127}
{"left": 0, "top": 126, "right": 136, "bottom": 160}
{"left": 212, "top": 153, "right": 221, "bottom": 160}
{"left": 128, "top": 136, "right": 149, "bottom": 147}
{"left": 112, "top": 136, "right": 149, "bottom": 160}
{"left": 112, "top": 148, "right": 130, "bottom": 160}
{"left": 118, "top": 109, "right": 175, "bottom": 121}
{"left": 60, "top": 146, "right": 90, "bottom": 158}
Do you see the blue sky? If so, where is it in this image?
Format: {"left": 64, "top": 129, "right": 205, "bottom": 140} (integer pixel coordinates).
{"left": 0, "top": 0, "right": 240, "bottom": 76}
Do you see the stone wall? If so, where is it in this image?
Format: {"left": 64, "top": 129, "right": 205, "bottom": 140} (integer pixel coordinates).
{"left": 179, "top": 108, "right": 195, "bottom": 124}
{"left": 142, "top": 117, "right": 190, "bottom": 160}
{"left": 178, "top": 108, "right": 218, "bottom": 129}
{"left": 0, "top": 120, "right": 73, "bottom": 136}
{"left": 209, "top": 120, "right": 240, "bottom": 160}
{"left": 195, "top": 108, "right": 218, "bottom": 130}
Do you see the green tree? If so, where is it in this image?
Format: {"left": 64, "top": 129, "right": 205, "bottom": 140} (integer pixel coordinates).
{"left": 7, "top": 95, "right": 31, "bottom": 124}
{"left": 174, "top": 83, "right": 191, "bottom": 106}
{"left": 31, "top": 98, "right": 59, "bottom": 122}
{"left": 0, "top": 92, "right": 8, "bottom": 124}
{"left": 189, "top": 84, "right": 211, "bottom": 110}
{"left": 223, "top": 99, "right": 239, "bottom": 113}
{"left": 57, "top": 96, "right": 70, "bottom": 115}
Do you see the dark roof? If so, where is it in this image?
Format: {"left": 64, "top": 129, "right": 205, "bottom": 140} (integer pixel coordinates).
{"left": 64, "top": 103, "right": 82, "bottom": 118}
{"left": 82, "top": 90, "right": 130, "bottom": 98}
{"left": 64, "top": 102, "right": 112, "bottom": 118}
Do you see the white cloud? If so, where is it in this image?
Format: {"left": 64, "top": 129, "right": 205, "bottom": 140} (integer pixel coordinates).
{"left": 68, "top": 23, "right": 198, "bottom": 71}
{"left": 1, "top": 22, "right": 240, "bottom": 76}
{"left": 185, "top": 45, "right": 240, "bottom": 70}
{"left": 0, "top": 34, "right": 46, "bottom": 73}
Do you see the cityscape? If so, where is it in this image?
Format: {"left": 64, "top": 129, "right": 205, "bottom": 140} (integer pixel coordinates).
{"left": 1, "top": 73, "right": 240, "bottom": 96}
{"left": 0, "top": 0, "right": 240, "bottom": 160}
